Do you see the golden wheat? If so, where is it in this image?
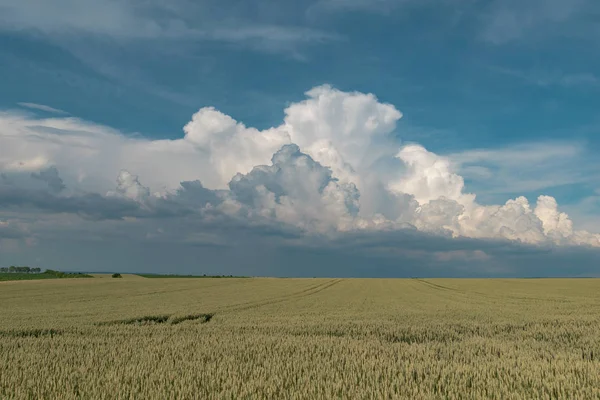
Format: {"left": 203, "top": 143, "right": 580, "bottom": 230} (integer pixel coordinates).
{"left": 1, "top": 276, "right": 600, "bottom": 399}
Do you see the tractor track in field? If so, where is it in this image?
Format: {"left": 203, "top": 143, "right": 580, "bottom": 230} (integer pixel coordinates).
{"left": 84, "top": 279, "right": 253, "bottom": 302}
{"left": 93, "top": 280, "right": 344, "bottom": 328}
{"left": 219, "top": 279, "right": 344, "bottom": 313}
{"left": 413, "top": 278, "right": 569, "bottom": 304}
{"left": 412, "top": 278, "right": 503, "bottom": 304}
{"left": 413, "top": 278, "right": 464, "bottom": 293}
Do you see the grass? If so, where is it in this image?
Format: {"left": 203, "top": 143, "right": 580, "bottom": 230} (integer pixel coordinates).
{"left": 0, "top": 270, "right": 92, "bottom": 281}
{"left": 1, "top": 277, "right": 600, "bottom": 399}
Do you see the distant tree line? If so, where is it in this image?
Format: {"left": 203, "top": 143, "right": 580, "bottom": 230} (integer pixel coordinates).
{"left": 0, "top": 266, "right": 43, "bottom": 273}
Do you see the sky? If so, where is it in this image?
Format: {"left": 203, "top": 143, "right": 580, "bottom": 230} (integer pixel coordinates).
{"left": 1, "top": 0, "right": 600, "bottom": 277}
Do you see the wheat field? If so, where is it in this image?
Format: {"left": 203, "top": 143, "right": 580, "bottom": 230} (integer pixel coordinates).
{"left": 1, "top": 276, "right": 600, "bottom": 399}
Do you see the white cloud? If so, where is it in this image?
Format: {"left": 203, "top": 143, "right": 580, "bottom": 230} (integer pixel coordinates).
{"left": 228, "top": 144, "right": 359, "bottom": 232}
{"left": 17, "top": 103, "right": 68, "bottom": 114}
{"left": 534, "top": 196, "right": 573, "bottom": 238}
{"left": 0, "top": 85, "right": 598, "bottom": 248}
{"left": 285, "top": 84, "right": 402, "bottom": 175}
{"left": 182, "top": 107, "right": 291, "bottom": 188}
{"left": 4, "top": 156, "right": 50, "bottom": 172}
{"left": 110, "top": 170, "right": 150, "bottom": 202}
{"left": 390, "top": 144, "right": 474, "bottom": 205}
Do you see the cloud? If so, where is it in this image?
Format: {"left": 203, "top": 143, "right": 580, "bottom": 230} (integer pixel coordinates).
{"left": 307, "top": 0, "right": 405, "bottom": 15}
{"left": 182, "top": 106, "right": 291, "bottom": 188}
{"left": 0, "top": 85, "right": 402, "bottom": 193}
{"left": 0, "top": 0, "right": 170, "bottom": 39}
{"left": 448, "top": 142, "right": 599, "bottom": 198}
{"left": 1, "top": 85, "right": 599, "bottom": 269}
{"left": 6, "top": 205, "right": 599, "bottom": 277}
{"left": 307, "top": 0, "right": 598, "bottom": 50}
{"left": 111, "top": 170, "right": 150, "bottom": 202}
{"left": 480, "top": 0, "right": 596, "bottom": 45}
{"left": 0, "top": 184, "right": 143, "bottom": 221}
{"left": 0, "top": 0, "right": 339, "bottom": 56}
{"left": 535, "top": 195, "right": 573, "bottom": 238}
{"left": 17, "top": 103, "right": 68, "bottom": 114}
{"left": 490, "top": 66, "right": 600, "bottom": 89}
{"left": 209, "top": 25, "right": 341, "bottom": 49}
{"left": 390, "top": 144, "right": 474, "bottom": 205}
{"left": 450, "top": 142, "right": 582, "bottom": 166}
{"left": 228, "top": 144, "right": 360, "bottom": 232}
{"left": 560, "top": 73, "right": 600, "bottom": 88}
{"left": 306, "top": 0, "right": 457, "bottom": 18}
{"left": 31, "top": 166, "right": 66, "bottom": 193}
{"left": 0, "top": 219, "right": 26, "bottom": 240}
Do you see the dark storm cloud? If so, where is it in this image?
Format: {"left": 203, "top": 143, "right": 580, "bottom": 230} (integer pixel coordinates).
{"left": 0, "top": 184, "right": 143, "bottom": 220}
{"left": 0, "top": 222, "right": 25, "bottom": 239}
{"left": 31, "top": 166, "right": 66, "bottom": 193}
{"left": 6, "top": 206, "right": 599, "bottom": 277}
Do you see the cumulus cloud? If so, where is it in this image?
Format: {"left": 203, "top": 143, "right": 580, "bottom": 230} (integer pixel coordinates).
{"left": 0, "top": 85, "right": 599, "bottom": 252}
{"left": 182, "top": 107, "right": 291, "bottom": 187}
{"left": 534, "top": 196, "right": 573, "bottom": 238}
{"left": 111, "top": 170, "right": 150, "bottom": 202}
{"left": 228, "top": 144, "right": 359, "bottom": 232}
{"left": 390, "top": 144, "right": 474, "bottom": 205}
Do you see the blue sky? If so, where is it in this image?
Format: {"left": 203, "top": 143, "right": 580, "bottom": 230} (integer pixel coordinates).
{"left": 2, "top": 0, "right": 599, "bottom": 144}
{"left": 1, "top": 0, "right": 599, "bottom": 276}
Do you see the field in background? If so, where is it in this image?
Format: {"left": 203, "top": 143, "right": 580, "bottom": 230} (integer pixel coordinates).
{"left": 1, "top": 276, "right": 599, "bottom": 399}
{"left": 136, "top": 274, "right": 248, "bottom": 278}
{"left": 0, "top": 270, "right": 92, "bottom": 281}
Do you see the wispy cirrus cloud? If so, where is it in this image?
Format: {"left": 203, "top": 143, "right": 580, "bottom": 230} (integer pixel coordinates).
{"left": 479, "top": 0, "right": 598, "bottom": 45}
{"left": 306, "top": 0, "right": 599, "bottom": 48}
{"left": 0, "top": 0, "right": 340, "bottom": 55}
{"left": 448, "top": 141, "right": 600, "bottom": 199}
{"left": 489, "top": 66, "right": 600, "bottom": 89}
{"left": 17, "top": 102, "right": 68, "bottom": 114}
{"left": 307, "top": 0, "right": 405, "bottom": 15}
